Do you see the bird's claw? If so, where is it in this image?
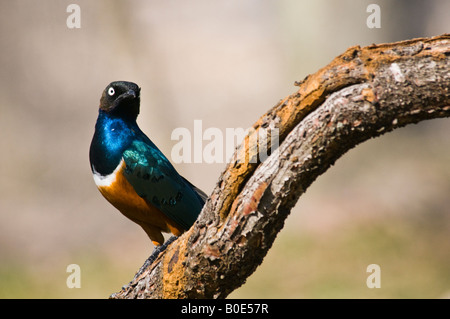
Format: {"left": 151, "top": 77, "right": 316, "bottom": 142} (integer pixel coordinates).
{"left": 133, "top": 236, "right": 178, "bottom": 280}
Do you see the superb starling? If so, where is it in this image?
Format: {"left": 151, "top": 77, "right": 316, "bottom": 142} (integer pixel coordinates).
{"left": 89, "top": 81, "right": 206, "bottom": 247}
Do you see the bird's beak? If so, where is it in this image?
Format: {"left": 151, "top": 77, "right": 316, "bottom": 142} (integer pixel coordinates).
{"left": 111, "top": 88, "right": 140, "bottom": 111}
{"left": 117, "top": 89, "right": 139, "bottom": 103}
{"left": 125, "top": 89, "right": 137, "bottom": 99}
{"left": 123, "top": 89, "right": 137, "bottom": 99}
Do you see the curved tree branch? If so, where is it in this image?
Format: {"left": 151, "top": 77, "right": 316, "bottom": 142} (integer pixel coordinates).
{"left": 111, "top": 34, "right": 450, "bottom": 299}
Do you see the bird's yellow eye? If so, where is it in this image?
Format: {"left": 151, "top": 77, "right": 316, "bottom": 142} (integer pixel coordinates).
{"left": 108, "top": 87, "right": 115, "bottom": 96}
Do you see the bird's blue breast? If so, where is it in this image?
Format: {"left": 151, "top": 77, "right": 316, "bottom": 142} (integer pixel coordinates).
{"left": 90, "top": 110, "right": 137, "bottom": 175}
{"left": 103, "top": 118, "right": 132, "bottom": 152}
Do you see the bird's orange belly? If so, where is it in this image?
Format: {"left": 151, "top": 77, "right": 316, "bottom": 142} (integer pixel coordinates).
{"left": 93, "top": 159, "right": 183, "bottom": 245}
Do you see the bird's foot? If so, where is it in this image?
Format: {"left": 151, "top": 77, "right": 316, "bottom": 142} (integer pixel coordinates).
{"left": 132, "top": 236, "right": 178, "bottom": 281}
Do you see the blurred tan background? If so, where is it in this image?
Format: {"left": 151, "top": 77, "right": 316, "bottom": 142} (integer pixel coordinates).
{"left": 0, "top": 0, "right": 449, "bottom": 298}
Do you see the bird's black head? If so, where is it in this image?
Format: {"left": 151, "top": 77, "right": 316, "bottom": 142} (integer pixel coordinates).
{"left": 99, "top": 81, "right": 141, "bottom": 121}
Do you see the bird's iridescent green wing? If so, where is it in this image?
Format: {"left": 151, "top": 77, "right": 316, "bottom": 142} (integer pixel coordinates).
{"left": 122, "top": 140, "right": 204, "bottom": 229}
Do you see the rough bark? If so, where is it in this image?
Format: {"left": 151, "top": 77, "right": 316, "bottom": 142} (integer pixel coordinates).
{"left": 111, "top": 34, "right": 450, "bottom": 299}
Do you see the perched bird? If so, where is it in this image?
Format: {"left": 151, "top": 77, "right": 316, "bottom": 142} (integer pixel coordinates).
{"left": 89, "top": 81, "right": 207, "bottom": 247}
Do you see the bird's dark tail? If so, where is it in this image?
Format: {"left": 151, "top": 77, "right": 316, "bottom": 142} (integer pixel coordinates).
{"left": 182, "top": 176, "right": 208, "bottom": 205}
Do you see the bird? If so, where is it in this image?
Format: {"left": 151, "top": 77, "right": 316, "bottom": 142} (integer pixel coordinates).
{"left": 89, "top": 81, "right": 207, "bottom": 248}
